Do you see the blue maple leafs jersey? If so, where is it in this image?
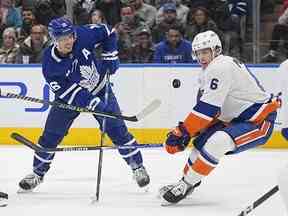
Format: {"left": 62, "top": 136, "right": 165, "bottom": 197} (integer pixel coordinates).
{"left": 42, "top": 24, "right": 117, "bottom": 108}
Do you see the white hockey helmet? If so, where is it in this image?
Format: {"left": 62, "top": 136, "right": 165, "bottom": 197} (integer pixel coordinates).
{"left": 192, "top": 30, "right": 222, "bottom": 59}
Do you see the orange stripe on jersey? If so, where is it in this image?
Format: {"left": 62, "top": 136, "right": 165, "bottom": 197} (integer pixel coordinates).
{"left": 184, "top": 111, "right": 213, "bottom": 137}
{"left": 235, "top": 121, "right": 271, "bottom": 147}
{"left": 250, "top": 99, "right": 281, "bottom": 124}
{"left": 191, "top": 157, "right": 215, "bottom": 176}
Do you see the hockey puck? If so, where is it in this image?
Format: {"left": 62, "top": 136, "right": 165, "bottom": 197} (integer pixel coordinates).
{"left": 172, "top": 79, "right": 181, "bottom": 88}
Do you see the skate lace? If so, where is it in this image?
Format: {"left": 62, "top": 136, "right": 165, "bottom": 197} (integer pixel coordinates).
{"left": 133, "top": 167, "right": 148, "bottom": 181}
{"left": 25, "top": 174, "right": 42, "bottom": 186}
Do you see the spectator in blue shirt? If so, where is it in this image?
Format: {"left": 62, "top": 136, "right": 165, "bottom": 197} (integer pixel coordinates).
{"left": 153, "top": 24, "right": 193, "bottom": 63}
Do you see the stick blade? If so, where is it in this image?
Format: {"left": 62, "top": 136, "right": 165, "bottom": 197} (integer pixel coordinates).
{"left": 135, "top": 99, "right": 161, "bottom": 121}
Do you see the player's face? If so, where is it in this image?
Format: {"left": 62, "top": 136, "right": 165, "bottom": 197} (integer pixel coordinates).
{"left": 195, "top": 48, "right": 213, "bottom": 69}
{"left": 56, "top": 33, "right": 75, "bottom": 55}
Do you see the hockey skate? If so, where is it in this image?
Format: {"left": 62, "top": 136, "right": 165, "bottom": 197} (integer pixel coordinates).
{"left": 133, "top": 166, "right": 150, "bottom": 188}
{"left": 159, "top": 178, "right": 195, "bottom": 205}
{"left": 18, "top": 173, "right": 43, "bottom": 193}
{"left": 0, "top": 192, "right": 8, "bottom": 207}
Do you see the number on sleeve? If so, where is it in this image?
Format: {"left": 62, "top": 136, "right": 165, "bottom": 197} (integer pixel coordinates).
{"left": 49, "top": 81, "right": 61, "bottom": 91}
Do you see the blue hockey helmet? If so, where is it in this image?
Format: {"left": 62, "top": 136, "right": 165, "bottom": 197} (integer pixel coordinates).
{"left": 48, "top": 17, "right": 76, "bottom": 41}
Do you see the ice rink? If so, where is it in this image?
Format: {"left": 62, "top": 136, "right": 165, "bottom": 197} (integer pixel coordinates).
{"left": 0, "top": 145, "right": 287, "bottom": 215}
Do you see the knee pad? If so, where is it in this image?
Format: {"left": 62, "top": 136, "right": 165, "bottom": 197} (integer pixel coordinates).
{"left": 201, "top": 131, "right": 235, "bottom": 161}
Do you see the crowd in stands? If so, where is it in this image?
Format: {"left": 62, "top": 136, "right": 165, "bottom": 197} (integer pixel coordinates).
{"left": 4, "top": 0, "right": 284, "bottom": 64}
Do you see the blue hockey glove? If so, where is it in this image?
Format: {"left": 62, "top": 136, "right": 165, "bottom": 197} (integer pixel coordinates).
{"left": 102, "top": 51, "right": 120, "bottom": 75}
{"left": 165, "top": 122, "right": 191, "bottom": 154}
{"left": 282, "top": 128, "right": 288, "bottom": 141}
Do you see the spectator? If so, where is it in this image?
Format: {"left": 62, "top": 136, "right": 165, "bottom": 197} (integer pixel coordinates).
{"left": 209, "top": 0, "right": 248, "bottom": 59}
{"left": 18, "top": 6, "right": 36, "bottom": 42}
{"left": 182, "top": 0, "right": 213, "bottom": 9}
{"left": 14, "top": 0, "right": 34, "bottom": 8}
{"left": 131, "top": 27, "right": 155, "bottom": 63}
{"left": 72, "top": 0, "right": 95, "bottom": 25}
{"left": 156, "top": 0, "right": 189, "bottom": 26}
{"left": 15, "top": 24, "right": 49, "bottom": 64}
{"left": 33, "top": 0, "right": 66, "bottom": 26}
{"left": 116, "top": 6, "right": 149, "bottom": 62}
{"left": 153, "top": 24, "right": 193, "bottom": 63}
{"left": 185, "top": 6, "right": 222, "bottom": 42}
{"left": 0, "top": 27, "right": 19, "bottom": 64}
{"left": 90, "top": 8, "right": 106, "bottom": 24}
{"left": 0, "top": 0, "right": 22, "bottom": 36}
{"left": 128, "top": 0, "right": 157, "bottom": 28}
{"left": 89, "top": 8, "right": 106, "bottom": 59}
{"left": 152, "top": 3, "right": 182, "bottom": 43}
{"left": 261, "top": 5, "right": 288, "bottom": 62}
{"left": 93, "top": 0, "right": 122, "bottom": 27}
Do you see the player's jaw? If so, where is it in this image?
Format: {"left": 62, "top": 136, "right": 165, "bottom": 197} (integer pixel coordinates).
{"left": 195, "top": 48, "right": 213, "bottom": 69}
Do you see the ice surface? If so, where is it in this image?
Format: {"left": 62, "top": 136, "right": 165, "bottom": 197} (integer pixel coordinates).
{"left": 0, "top": 146, "right": 287, "bottom": 215}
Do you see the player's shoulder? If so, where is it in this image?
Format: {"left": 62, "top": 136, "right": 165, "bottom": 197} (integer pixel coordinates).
{"left": 43, "top": 45, "right": 63, "bottom": 64}
{"left": 207, "top": 55, "right": 234, "bottom": 73}
{"left": 42, "top": 45, "right": 66, "bottom": 77}
{"left": 213, "top": 55, "right": 235, "bottom": 65}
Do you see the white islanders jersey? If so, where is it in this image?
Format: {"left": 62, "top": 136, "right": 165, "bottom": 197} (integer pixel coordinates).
{"left": 198, "top": 55, "right": 270, "bottom": 122}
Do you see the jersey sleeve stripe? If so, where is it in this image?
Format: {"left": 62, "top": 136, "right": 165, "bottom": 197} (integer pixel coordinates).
{"left": 101, "top": 51, "right": 118, "bottom": 57}
{"left": 183, "top": 111, "right": 213, "bottom": 136}
{"left": 67, "top": 86, "right": 82, "bottom": 105}
{"left": 103, "top": 24, "right": 111, "bottom": 36}
{"left": 59, "top": 83, "right": 78, "bottom": 99}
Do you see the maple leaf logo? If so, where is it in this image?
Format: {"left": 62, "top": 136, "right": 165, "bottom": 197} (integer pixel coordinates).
{"left": 79, "top": 62, "right": 100, "bottom": 92}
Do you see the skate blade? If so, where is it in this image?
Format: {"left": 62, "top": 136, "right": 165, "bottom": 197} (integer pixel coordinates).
{"left": 90, "top": 196, "right": 99, "bottom": 204}
{"left": 160, "top": 197, "right": 175, "bottom": 207}
{"left": 17, "top": 188, "right": 33, "bottom": 193}
{"left": 139, "top": 184, "right": 150, "bottom": 193}
{"left": 0, "top": 199, "right": 8, "bottom": 207}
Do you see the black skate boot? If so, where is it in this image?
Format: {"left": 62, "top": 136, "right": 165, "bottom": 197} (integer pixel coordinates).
{"left": 0, "top": 192, "right": 8, "bottom": 207}
{"left": 18, "top": 173, "right": 43, "bottom": 192}
{"left": 159, "top": 178, "right": 195, "bottom": 205}
{"left": 132, "top": 166, "right": 150, "bottom": 188}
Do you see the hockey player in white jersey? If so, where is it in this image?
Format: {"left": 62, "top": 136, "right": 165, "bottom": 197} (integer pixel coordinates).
{"left": 159, "top": 30, "right": 281, "bottom": 204}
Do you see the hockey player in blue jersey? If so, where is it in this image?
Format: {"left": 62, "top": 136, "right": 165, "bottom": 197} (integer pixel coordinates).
{"left": 18, "top": 17, "right": 150, "bottom": 192}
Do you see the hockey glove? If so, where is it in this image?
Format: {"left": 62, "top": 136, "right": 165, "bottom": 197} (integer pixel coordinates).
{"left": 165, "top": 122, "right": 191, "bottom": 154}
{"left": 102, "top": 51, "right": 120, "bottom": 75}
{"left": 281, "top": 128, "right": 288, "bottom": 141}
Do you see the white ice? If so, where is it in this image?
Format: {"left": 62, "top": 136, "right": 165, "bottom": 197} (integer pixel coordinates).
{"left": 0, "top": 146, "right": 287, "bottom": 215}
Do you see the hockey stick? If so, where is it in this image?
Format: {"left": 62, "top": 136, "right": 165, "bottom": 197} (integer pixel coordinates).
{"left": 0, "top": 89, "right": 161, "bottom": 122}
{"left": 237, "top": 185, "right": 279, "bottom": 216}
{"left": 94, "top": 74, "right": 110, "bottom": 203}
{"left": 11, "top": 132, "right": 163, "bottom": 152}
